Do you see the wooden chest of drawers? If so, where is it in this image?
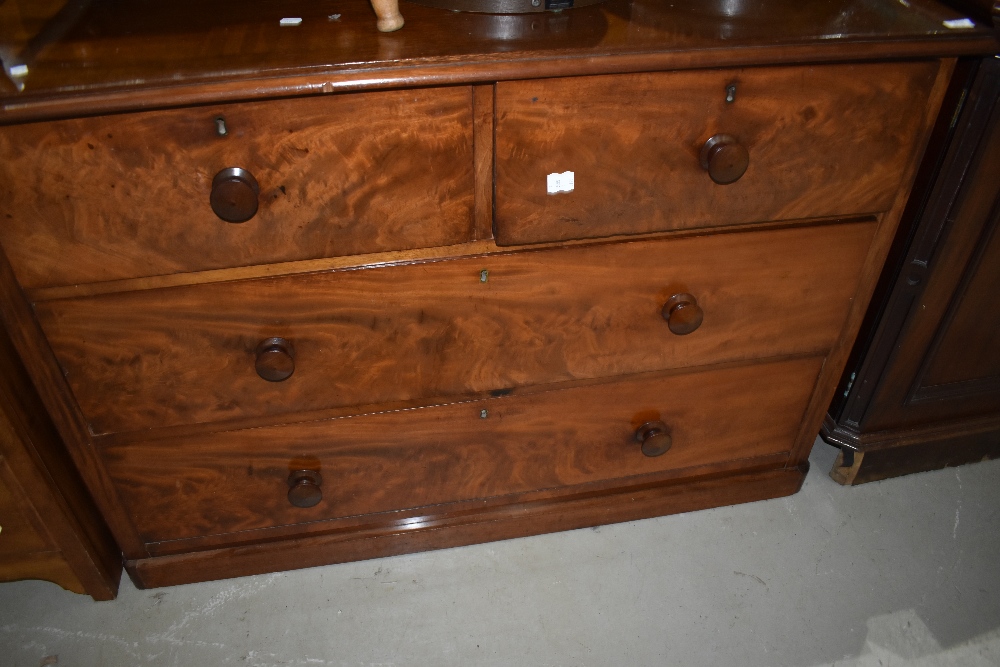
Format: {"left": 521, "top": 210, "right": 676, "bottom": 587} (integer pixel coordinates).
{"left": 0, "top": 0, "right": 995, "bottom": 590}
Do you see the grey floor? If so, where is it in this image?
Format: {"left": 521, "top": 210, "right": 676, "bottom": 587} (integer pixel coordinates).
{"left": 1, "top": 438, "right": 998, "bottom": 667}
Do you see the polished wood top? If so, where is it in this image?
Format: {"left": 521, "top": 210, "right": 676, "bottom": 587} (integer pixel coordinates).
{"left": 1, "top": 0, "right": 996, "bottom": 120}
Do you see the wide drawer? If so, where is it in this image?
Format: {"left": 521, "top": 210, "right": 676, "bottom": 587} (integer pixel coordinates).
{"left": 37, "top": 221, "right": 875, "bottom": 435}
{"left": 102, "top": 355, "right": 823, "bottom": 545}
{"left": 0, "top": 87, "right": 475, "bottom": 289}
{"left": 494, "top": 60, "right": 939, "bottom": 245}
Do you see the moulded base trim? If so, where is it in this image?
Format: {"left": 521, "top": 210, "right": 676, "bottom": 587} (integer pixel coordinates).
{"left": 821, "top": 413, "right": 1000, "bottom": 485}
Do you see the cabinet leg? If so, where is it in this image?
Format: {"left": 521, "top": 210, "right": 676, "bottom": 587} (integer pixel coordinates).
{"left": 830, "top": 448, "right": 864, "bottom": 486}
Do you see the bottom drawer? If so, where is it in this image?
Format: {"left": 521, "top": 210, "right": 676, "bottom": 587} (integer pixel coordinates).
{"left": 104, "top": 355, "right": 823, "bottom": 546}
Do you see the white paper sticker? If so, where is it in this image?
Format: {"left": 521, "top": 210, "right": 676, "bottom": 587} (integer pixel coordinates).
{"left": 9, "top": 64, "right": 28, "bottom": 76}
{"left": 547, "top": 171, "right": 575, "bottom": 194}
{"left": 943, "top": 18, "right": 975, "bottom": 29}
{"left": 280, "top": 17, "right": 303, "bottom": 26}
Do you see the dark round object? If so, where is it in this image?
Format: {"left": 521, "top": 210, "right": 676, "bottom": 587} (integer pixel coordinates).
{"left": 661, "top": 293, "right": 704, "bottom": 335}
{"left": 255, "top": 337, "right": 295, "bottom": 382}
{"left": 635, "top": 421, "right": 673, "bottom": 457}
{"left": 210, "top": 167, "right": 260, "bottom": 223}
{"left": 287, "top": 470, "right": 323, "bottom": 508}
{"left": 699, "top": 134, "right": 750, "bottom": 185}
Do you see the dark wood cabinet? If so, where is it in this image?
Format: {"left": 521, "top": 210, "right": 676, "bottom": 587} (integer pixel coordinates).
{"left": 1, "top": 0, "right": 996, "bottom": 591}
{"left": 822, "top": 10, "right": 1000, "bottom": 484}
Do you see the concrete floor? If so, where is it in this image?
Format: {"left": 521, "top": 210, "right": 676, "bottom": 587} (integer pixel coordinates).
{"left": 1, "top": 438, "right": 998, "bottom": 667}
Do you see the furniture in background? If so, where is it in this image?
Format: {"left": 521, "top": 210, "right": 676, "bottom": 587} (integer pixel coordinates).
{"left": 0, "top": 323, "right": 121, "bottom": 599}
{"left": 822, "top": 0, "right": 1000, "bottom": 485}
{"left": 0, "top": 0, "right": 995, "bottom": 592}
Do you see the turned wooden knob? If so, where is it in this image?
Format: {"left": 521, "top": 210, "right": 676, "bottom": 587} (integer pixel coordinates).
{"left": 370, "top": 0, "right": 404, "bottom": 32}
{"left": 661, "top": 293, "right": 704, "bottom": 335}
{"left": 700, "top": 134, "right": 749, "bottom": 185}
{"left": 255, "top": 337, "right": 294, "bottom": 382}
{"left": 287, "top": 470, "right": 322, "bottom": 508}
{"left": 210, "top": 167, "right": 259, "bottom": 223}
{"left": 635, "top": 421, "right": 672, "bottom": 457}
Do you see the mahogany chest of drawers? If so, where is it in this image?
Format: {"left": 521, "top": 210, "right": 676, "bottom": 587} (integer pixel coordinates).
{"left": 0, "top": 0, "right": 995, "bottom": 591}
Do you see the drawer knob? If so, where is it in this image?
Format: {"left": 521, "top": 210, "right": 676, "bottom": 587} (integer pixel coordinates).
{"left": 700, "top": 134, "right": 749, "bottom": 185}
{"left": 661, "top": 293, "right": 704, "bottom": 335}
{"left": 636, "top": 421, "right": 672, "bottom": 457}
{"left": 287, "top": 470, "right": 322, "bottom": 508}
{"left": 255, "top": 337, "right": 295, "bottom": 382}
{"left": 210, "top": 167, "right": 260, "bottom": 223}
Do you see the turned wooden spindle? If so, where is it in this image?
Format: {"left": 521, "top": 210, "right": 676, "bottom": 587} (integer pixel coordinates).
{"left": 370, "top": 0, "right": 405, "bottom": 32}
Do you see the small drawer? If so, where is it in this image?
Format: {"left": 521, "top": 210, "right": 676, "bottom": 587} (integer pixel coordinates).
{"left": 494, "top": 60, "right": 940, "bottom": 245}
{"left": 102, "top": 355, "right": 823, "bottom": 545}
{"left": 0, "top": 87, "right": 475, "bottom": 288}
{"left": 37, "top": 220, "right": 876, "bottom": 435}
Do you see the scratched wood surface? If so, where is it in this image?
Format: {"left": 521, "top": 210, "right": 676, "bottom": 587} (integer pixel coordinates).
{"left": 35, "top": 221, "right": 876, "bottom": 435}
{"left": 495, "top": 61, "right": 939, "bottom": 245}
{"left": 0, "top": 86, "right": 475, "bottom": 288}
{"left": 101, "top": 355, "right": 821, "bottom": 544}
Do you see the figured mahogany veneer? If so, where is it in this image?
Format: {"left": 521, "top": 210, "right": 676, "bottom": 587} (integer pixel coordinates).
{"left": 0, "top": 87, "right": 475, "bottom": 288}
{"left": 103, "top": 356, "right": 822, "bottom": 546}
{"left": 0, "top": 0, "right": 989, "bottom": 592}
{"left": 36, "top": 221, "right": 875, "bottom": 436}
{"left": 495, "top": 62, "right": 939, "bottom": 245}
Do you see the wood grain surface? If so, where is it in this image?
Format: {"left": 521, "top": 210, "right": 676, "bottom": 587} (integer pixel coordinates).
{"left": 0, "top": 87, "right": 475, "bottom": 288}
{"left": 101, "top": 355, "right": 821, "bottom": 544}
{"left": 472, "top": 84, "right": 495, "bottom": 241}
{"left": 0, "top": 0, "right": 994, "bottom": 123}
{"left": 0, "top": 458, "right": 52, "bottom": 555}
{"left": 0, "top": 0, "right": 991, "bottom": 591}
{"left": 495, "top": 61, "right": 939, "bottom": 244}
{"left": 36, "top": 221, "right": 876, "bottom": 435}
{"left": 0, "top": 456, "right": 86, "bottom": 595}
{"left": 125, "top": 463, "right": 808, "bottom": 589}
{"left": 0, "top": 316, "right": 122, "bottom": 598}
{"left": 0, "top": 242, "right": 147, "bottom": 559}
{"left": 785, "top": 59, "right": 956, "bottom": 466}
